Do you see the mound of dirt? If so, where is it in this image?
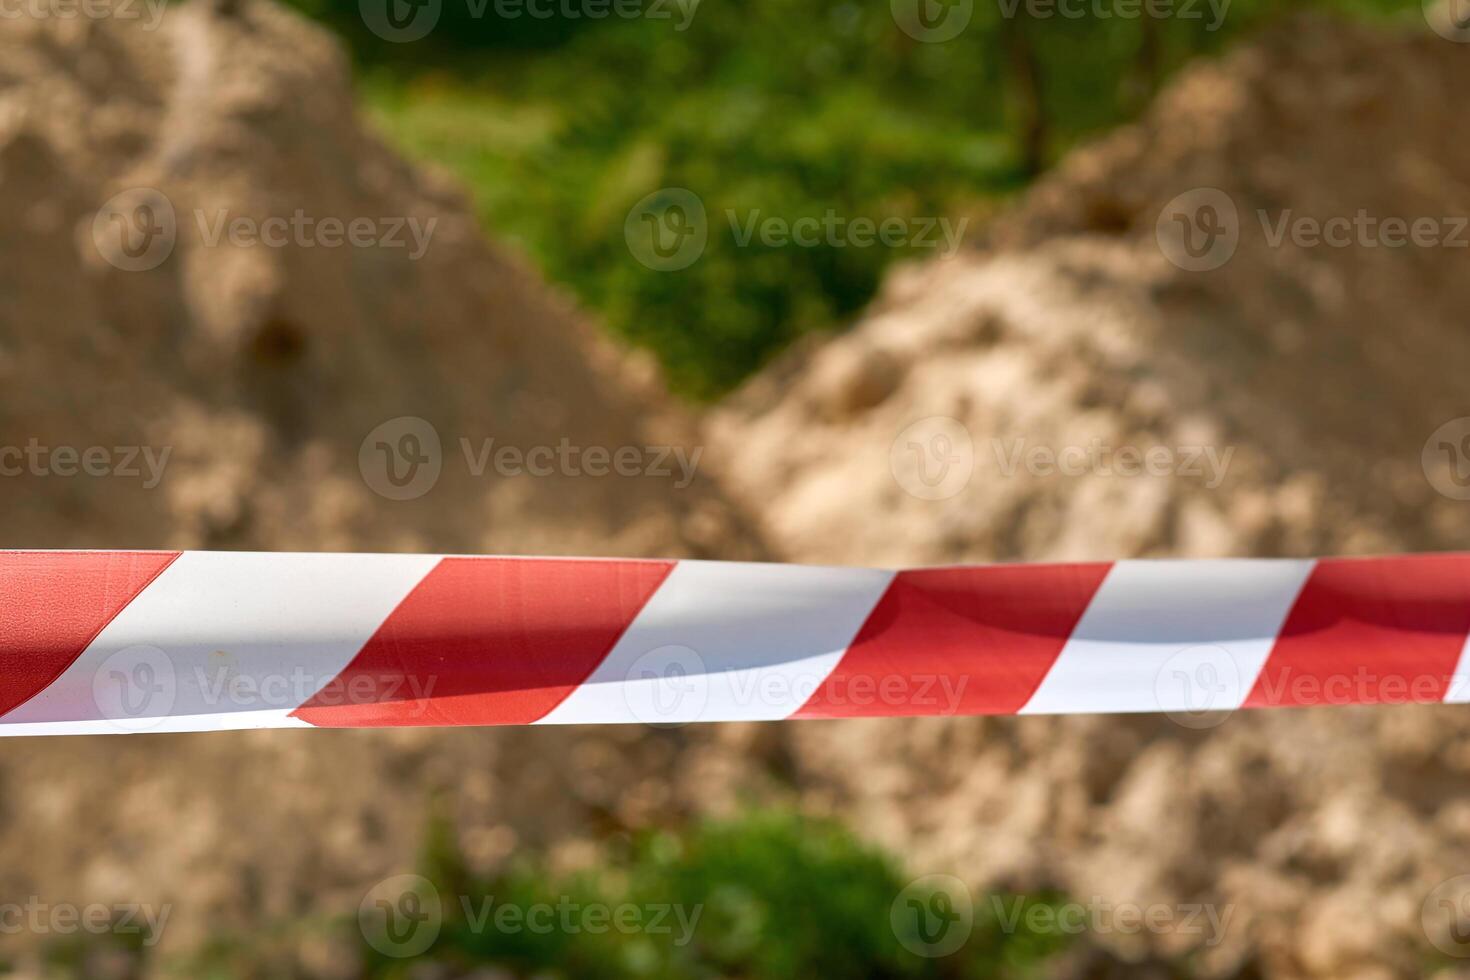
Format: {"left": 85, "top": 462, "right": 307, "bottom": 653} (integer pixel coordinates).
{"left": 0, "top": 0, "right": 762, "bottom": 967}
{"left": 708, "top": 18, "right": 1470, "bottom": 978}
{"left": 0, "top": 0, "right": 750, "bottom": 560}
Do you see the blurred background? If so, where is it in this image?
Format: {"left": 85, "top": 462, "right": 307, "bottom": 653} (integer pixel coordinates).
{"left": 3, "top": 0, "right": 1470, "bottom": 975}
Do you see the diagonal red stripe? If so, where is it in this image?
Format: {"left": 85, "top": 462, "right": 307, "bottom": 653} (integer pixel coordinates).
{"left": 291, "top": 556, "right": 675, "bottom": 728}
{"left": 793, "top": 562, "right": 1112, "bottom": 718}
{"left": 1245, "top": 554, "right": 1470, "bottom": 708}
{"left": 0, "top": 550, "right": 180, "bottom": 718}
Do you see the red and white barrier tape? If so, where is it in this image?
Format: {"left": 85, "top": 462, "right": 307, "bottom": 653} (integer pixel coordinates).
{"left": 2, "top": 550, "right": 1469, "bottom": 735}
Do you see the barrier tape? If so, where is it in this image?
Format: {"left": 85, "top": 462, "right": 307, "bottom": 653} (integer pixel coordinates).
{"left": 2, "top": 550, "right": 1469, "bottom": 735}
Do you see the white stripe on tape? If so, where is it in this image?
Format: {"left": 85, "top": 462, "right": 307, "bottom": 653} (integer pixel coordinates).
{"left": 1018, "top": 559, "right": 1315, "bottom": 716}
{"left": 1, "top": 551, "right": 439, "bottom": 733}
{"left": 1442, "top": 629, "right": 1470, "bottom": 704}
{"left": 537, "top": 560, "right": 895, "bottom": 725}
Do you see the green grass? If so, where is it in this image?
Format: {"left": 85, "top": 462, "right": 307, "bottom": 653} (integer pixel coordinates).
{"left": 363, "top": 70, "right": 1015, "bottom": 398}
{"left": 356, "top": 808, "right": 1076, "bottom": 979}
{"left": 167, "top": 809, "right": 1075, "bottom": 978}
{"left": 329, "top": 0, "right": 1424, "bottom": 398}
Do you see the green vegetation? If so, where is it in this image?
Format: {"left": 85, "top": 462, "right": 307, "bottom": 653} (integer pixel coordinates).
{"left": 60, "top": 809, "right": 1269, "bottom": 977}
{"left": 163, "top": 809, "right": 1074, "bottom": 978}
{"left": 360, "top": 809, "right": 1074, "bottom": 978}
{"left": 299, "top": 0, "right": 1418, "bottom": 396}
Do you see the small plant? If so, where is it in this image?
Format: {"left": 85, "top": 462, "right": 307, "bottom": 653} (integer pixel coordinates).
{"left": 356, "top": 809, "right": 1074, "bottom": 979}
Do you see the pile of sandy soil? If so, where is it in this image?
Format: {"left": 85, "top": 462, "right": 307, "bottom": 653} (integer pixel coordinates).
{"left": 0, "top": 0, "right": 755, "bottom": 560}
{"left": 707, "top": 18, "right": 1470, "bottom": 979}
{"left": 0, "top": 0, "right": 765, "bottom": 970}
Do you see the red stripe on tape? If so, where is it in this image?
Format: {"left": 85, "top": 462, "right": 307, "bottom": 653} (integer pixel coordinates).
{"left": 292, "top": 556, "right": 675, "bottom": 727}
{"left": 793, "top": 561, "right": 1112, "bottom": 718}
{"left": 0, "top": 550, "right": 179, "bottom": 718}
{"left": 1245, "top": 554, "right": 1470, "bottom": 707}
